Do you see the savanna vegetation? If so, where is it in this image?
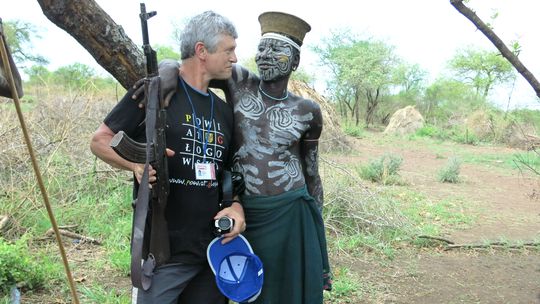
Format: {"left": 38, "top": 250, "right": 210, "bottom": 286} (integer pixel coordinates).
{"left": 1, "top": 7, "right": 539, "bottom": 303}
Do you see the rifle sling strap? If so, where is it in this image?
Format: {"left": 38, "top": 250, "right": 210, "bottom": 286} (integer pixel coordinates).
{"left": 131, "top": 77, "right": 160, "bottom": 291}
{"left": 221, "top": 170, "right": 233, "bottom": 208}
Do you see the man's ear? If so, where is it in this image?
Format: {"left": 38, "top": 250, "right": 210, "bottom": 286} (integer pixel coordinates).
{"left": 292, "top": 53, "right": 300, "bottom": 71}
{"left": 195, "top": 42, "right": 207, "bottom": 59}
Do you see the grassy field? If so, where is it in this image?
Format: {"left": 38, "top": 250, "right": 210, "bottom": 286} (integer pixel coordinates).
{"left": 1, "top": 92, "right": 539, "bottom": 303}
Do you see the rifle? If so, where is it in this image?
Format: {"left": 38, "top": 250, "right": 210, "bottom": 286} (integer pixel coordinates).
{"left": 109, "top": 3, "right": 169, "bottom": 291}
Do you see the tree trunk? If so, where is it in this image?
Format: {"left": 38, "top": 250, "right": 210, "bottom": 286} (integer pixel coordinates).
{"left": 352, "top": 89, "right": 360, "bottom": 126}
{"left": 365, "top": 88, "right": 380, "bottom": 127}
{"left": 37, "top": 0, "right": 145, "bottom": 89}
{"left": 450, "top": 0, "right": 540, "bottom": 99}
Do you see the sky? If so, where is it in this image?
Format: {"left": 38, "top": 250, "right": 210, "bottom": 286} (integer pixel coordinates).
{"left": 3, "top": 0, "right": 540, "bottom": 110}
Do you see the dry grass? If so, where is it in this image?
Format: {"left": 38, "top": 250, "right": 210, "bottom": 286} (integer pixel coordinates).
{"left": 320, "top": 156, "right": 410, "bottom": 240}
{"left": 0, "top": 84, "right": 409, "bottom": 303}
{"left": 0, "top": 86, "right": 123, "bottom": 235}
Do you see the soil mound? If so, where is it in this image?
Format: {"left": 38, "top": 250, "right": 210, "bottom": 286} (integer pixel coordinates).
{"left": 383, "top": 105, "right": 424, "bottom": 135}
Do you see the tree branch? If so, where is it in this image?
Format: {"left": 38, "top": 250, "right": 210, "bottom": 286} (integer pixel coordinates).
{"left": 45, "top": 228, "right": 102, "bottom": 245}
{"left": 450, "top": 0, "right": 540, "bottom": 98}
{"left": 445, "top": 241, "right": 540, "bottom": 250}
{"left": 37, "top": 0, "right": 145, "bottom": 89}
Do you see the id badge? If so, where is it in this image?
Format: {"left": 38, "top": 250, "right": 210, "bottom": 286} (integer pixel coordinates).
{"left": 195, "top": 163, "right": 216, "bottom": 180}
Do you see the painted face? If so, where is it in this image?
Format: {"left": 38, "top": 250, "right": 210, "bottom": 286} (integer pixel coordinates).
{"left": 255, "top": 38, "right": 297, "bottom": 81}
{"left": 206, "top": 34, "right": 238, "bottom": 80}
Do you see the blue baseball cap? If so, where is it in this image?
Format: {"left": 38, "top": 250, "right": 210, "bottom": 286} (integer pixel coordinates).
{"left": 207, "top": 235, "right": 264, "bottom": 303}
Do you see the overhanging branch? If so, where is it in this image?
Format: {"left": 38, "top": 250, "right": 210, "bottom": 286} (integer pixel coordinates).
{"left": 450, "top": 0, "right": 540, "bottom": 99}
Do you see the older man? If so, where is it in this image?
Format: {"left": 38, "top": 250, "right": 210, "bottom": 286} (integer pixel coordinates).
{"left": 91, "top": 11, "right": 244, "bottom": 304}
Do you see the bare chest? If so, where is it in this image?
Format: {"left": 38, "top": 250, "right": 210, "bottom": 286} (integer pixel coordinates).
{"left": 233, "top": 90, "right": 313, "bottom": 148}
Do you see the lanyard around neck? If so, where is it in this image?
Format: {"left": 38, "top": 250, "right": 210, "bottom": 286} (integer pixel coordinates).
{"left": 180, "top": 78, "right": 215, "bottom": 162}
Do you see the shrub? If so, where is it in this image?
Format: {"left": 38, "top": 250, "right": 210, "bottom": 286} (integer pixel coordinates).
{"left": 438, "top": 157, "right": 462, "bottom": 183}
{"left": 342, "top": 122, "right": 364, "bottom": 138}
{"left": 358, "top": 153, "right": 403, "bottom": 185}
{"left": 414, "top": 125, "right": 439, "bottom": 138}
{"left": 451, "top": 128, "right": 479, "bottom": 145}
{"left": 321, "top": 160, "right": 412, "bottom": 256}
{"left": 0, "top": 237, "right": 48, "bottom": 293}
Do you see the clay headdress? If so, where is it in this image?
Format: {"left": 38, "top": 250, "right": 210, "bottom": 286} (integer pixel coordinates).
{"left": 258, "top": 11, "right": 311, "bottom": 52}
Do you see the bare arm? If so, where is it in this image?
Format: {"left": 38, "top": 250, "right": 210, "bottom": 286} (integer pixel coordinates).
{"left": 133, "top": 61, "right": 253, "bottom": 106}
{"left": 302, "top": 139, "right": 323, "bottom": 211}
{"left": 132, "top": 59, "right": 180, "bottom": 107}
{"left": 90, "top": 123, "right": 154, "bottom": 183}
{"left": 301, "top": 101, "right": 324, "bottom": 211}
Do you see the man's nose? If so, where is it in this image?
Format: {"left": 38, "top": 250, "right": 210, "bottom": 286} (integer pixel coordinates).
{"left": 260, "top": 48, "right": 271, "bottom": 58}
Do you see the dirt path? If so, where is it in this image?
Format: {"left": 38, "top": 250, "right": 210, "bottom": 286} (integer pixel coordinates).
{"left": 329, "top": 134, "right": 540, "bottom": 303}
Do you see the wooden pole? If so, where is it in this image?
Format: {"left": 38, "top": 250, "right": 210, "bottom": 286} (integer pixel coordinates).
{"left": 0, "top": 21, "right": 80, "bottom": 304}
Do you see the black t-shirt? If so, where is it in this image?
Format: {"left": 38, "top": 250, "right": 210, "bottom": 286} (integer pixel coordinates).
{"left": 104, "top": 76, "right": 234, "bottom": 264}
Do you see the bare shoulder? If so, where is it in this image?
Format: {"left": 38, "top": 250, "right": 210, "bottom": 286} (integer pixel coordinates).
{"left": 289, "top": 92, "right": 322, "bottom": 114}
{"left": 288, "top": 92, "right": 323, "bottom": 140}
{"left": 231, "top": 64, "right": 260, "bottom": 83}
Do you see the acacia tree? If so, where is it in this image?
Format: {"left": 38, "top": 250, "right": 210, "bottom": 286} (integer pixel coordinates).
{"left": 314, "top": 30, "right": 399, "bottom": 126}
{"left": 392, "top": 63, "right": 427, "bottom": 97}
{"left": 421, "top": 77, "right": 481, "bottom": 124}
{"left": 3, "top": 20, "right": 48, "bottom": 67}
{"left": 448, "top": 46, "right": 515, "bottom": 98}
{"left": 450, "top": 0, "right": 540, "bottom": 99}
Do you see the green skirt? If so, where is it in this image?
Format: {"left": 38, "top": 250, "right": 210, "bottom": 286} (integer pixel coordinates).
{"left": 242, "top": 186, "right": 331, "bottom": 304}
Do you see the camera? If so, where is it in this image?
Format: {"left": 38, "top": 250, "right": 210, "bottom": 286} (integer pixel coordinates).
{"left": 214, "top": 216, "right": 235, "bottom": 235}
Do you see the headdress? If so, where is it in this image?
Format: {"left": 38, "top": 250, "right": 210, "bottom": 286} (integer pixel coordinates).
{"left": 258, "top": 11, "right": 311, "bottom": 51}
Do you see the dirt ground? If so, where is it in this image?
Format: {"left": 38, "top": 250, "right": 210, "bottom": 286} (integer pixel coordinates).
{"left": 20, "top": 132, "right": 540, "bottom": 303}
{"left": 328, "top": 134, "right": 540, "bottom": 304}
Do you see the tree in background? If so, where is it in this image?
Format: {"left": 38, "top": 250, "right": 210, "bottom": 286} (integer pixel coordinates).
{"left": 448, "top": 46, "right": 515, "bottom": 98}
{"left": 290, "top": 67, "right": 314, "bottom": 86}
{"left": 314, "top": 30, "right": 400, "bottom": 127}
{"left": 3, "top": 20, "right": 48, "bottom": 67}
{"left": 24, "top": 63, "right": 118, "bottom": 96}
{"left": 379, "top": 63, "right": 428, "bottom": 124}
{"left": 421, "top": 77, "right": 483, "bottom": 125}
{"left": 451, "top": 0, "right": 540, "bottom": 99}
{"left": 155, "top": 45, "right": 181, "bottom": 63}
{"left": 55, "top": 63, "right": 97, "bottom": 91}
{"left": 25, "top": 65, "right": 52, "bottom": 87}
{"left": 392, "top": 63, "right": 427, "bottom": 99}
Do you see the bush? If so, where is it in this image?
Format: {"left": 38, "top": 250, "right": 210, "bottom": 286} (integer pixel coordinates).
{"left": 414, "top": 125, "right": 439, "bottom": 138}
{"left": 321, "top": 160, "right": 412, "bottom": 256}
{"left": 451, "top": 128, "right": 479, "bottom": 145}
{"left": 438, "top": 157, "right": 462, "bottom": 183}
{"left": 413, "top": 124, "right": 480, "bottom": 145}
{"left": 357, "top": 153, "right": 403, "bottom": 185}
{"left": 342, "top": 122, "right": 364, "bottom": 138}
{"left": 0, "top": 237, "right": 48, "bottom": 294}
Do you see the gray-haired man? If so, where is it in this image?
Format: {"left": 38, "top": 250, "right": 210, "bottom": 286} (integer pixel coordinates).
{"left": 91, "top": 11, "right": 245, "bottom": 303}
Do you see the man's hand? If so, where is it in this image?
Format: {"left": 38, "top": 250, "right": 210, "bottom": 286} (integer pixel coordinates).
{"left": 215, "top": 202, "right": 246, "bottom": 244}
{"left": 133, "top": 148, "right": 175, "bottom": 186}
{"left": 131, "top": 59, "right": 181, "bottom": 108}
